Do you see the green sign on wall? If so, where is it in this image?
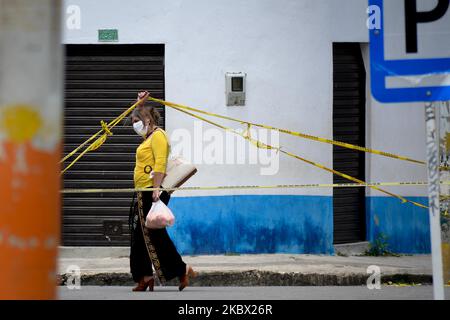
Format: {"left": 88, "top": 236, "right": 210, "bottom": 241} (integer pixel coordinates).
{"left": 98, "top": 29, "right": 118, "bottom": 42}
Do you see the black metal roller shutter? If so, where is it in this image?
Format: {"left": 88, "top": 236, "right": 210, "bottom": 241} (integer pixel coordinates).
{"left": 332, "top": 43, "right": 366, "bottom": 244}
{"left": 63, "top": 44, "right": 165, "bottom": 246}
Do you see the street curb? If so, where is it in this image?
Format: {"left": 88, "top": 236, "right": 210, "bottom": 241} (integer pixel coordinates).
{"left": 57, "top": 271, "right": 433, "bottom": 287}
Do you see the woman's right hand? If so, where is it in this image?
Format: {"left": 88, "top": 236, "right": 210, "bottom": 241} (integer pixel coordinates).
{"left": 152, "top": 189, "right": 160, "bottom": 202}
{"left": 137, "top": 91, "right": 150, "bottom": 107}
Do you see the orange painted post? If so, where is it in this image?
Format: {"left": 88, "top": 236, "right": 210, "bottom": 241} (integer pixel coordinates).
{"left": 0, "top": 1, "right": 63, "bottom": 299}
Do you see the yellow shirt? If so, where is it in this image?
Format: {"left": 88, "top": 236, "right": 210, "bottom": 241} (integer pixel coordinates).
{"left": 134, "top": 128, "right": 170, "bottom": 188}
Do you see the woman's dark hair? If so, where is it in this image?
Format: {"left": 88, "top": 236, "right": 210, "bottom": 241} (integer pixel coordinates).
{"left": 129, "top": 105, "right": 161, "bottom": 127}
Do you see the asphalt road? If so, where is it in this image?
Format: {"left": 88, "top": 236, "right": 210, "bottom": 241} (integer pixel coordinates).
{"left": 58, "top": 285, "right": 450, "bottom": 300}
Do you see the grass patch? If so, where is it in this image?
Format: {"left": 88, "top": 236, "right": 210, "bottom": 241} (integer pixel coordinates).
{"left": 363, "top": 233, "right": 401, "bottom": 257}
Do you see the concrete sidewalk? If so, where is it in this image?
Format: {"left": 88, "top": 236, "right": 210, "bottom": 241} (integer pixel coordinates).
{"left": 58, "top": 247, "right": 433, "bottom": 286}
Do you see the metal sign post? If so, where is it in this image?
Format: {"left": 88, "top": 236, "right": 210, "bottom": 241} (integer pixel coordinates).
{"left": 438, "top": 102, "right": 450, "bottom": 286}
{"left": 368, "top": 0, "right": 450, "bottom": 299}
{"left": 425, "top": 102, "right": 445, "bottom": 300}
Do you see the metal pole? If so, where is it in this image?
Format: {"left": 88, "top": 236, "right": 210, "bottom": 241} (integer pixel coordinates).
{"left": 439, "top": 101, "right": 450, "bottom": 286}
{"left": 0, "top": 1, "right": 63, "bottom": 299}
{"left": 425, "top": 102, "right": 445, "bottom": 300}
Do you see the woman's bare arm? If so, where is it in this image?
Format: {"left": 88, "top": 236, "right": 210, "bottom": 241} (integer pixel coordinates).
{"left": 152, "top": 172, "right": 165, "bottom": 202}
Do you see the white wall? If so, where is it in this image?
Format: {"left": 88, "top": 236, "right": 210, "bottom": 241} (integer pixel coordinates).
{"left": 361, "top": 44, "right": 427, "bottom": 198}
{"left": 63, "top": 0, "right": 427, "bottom": 199}
{"left": 330, "top": 0, "right": 368, "bottom": 43}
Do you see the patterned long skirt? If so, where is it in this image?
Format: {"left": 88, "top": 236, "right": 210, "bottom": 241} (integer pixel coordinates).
{"left": 129, "top": 190, "right": 186, "bottom": 284}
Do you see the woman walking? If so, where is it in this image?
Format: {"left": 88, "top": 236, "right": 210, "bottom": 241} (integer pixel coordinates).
{"left": 129, "top": 90, "right": 196, "bottom": 292}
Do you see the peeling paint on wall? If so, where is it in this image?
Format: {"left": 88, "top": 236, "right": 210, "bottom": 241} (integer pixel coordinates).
{"left": 0, "top": 228, "right": 58, "bottom": 251}
{"left": 13, "top": 144, "right": 27, "bottom": 173}
{"left": 0, "top": 104, "right": 44, "bottom": 173}
{"left": 366, "top": 197, "right": 430, "bottom": 253}
{"left": 0, "top": 105, "right": 42, "bottom": 143}
{"left": 0, "top": 137, "right": 5, "bottom": 162}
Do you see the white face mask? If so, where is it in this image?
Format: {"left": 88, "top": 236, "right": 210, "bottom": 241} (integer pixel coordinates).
{"left": 133, "top": 120, "right": 148, "bottom": 137}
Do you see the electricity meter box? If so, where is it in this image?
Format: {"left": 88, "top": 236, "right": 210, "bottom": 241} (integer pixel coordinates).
{"left": 225, "top": 72, "right": 246, "bottom": 106}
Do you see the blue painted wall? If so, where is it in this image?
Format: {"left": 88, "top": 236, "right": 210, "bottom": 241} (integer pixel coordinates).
{"left": 166, "top": 195, "right": 334, "bottom": 255}
{"left": 165, "top": 195, "right": 430, "bottom": 255}
{"left": 366, "top": 197, "right": 430, "bottom": 254}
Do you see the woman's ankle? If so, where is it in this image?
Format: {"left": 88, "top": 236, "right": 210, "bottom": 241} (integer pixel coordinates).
{"left": 143, "top": 275, "right": 154, "bottom": 282}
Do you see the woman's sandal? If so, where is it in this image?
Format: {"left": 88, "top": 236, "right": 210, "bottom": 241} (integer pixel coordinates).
{"left": 179, "top": 265, "right": 198, "bottom": 291}
{"left": 132, "top": 277, "right": 155, "bottom": 292}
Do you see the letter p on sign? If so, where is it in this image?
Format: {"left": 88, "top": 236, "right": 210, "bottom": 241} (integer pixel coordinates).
{"left": 369, "top": 0, "right": 450, "bottom": 103}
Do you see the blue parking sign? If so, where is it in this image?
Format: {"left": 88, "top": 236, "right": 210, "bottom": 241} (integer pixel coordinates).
{"left": 369, "top": 0, "right": 450, "bottom": 103}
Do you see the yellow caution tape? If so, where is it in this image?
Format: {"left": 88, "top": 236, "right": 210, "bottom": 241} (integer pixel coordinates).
{"left": 60, "top": 96, "right": 146, "bottom": 174}
{"left": 62, "top": 96, "right": 427, "bottom": 171}
{"left": 61, "top": 181, "right": 449, "bottom": 194}
{"left": 60, "top": 96, "right": 435, "bottom": 209}
{"left": 148, "top": 97, "right": 426, "bottom": 165}
{"left": 167, "top": 104, "right": 429, "bottom": 209}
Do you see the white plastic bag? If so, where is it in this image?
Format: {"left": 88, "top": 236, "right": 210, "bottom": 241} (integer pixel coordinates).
{"left": 145, "top": 200, "right": 175, "bottom": 229}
